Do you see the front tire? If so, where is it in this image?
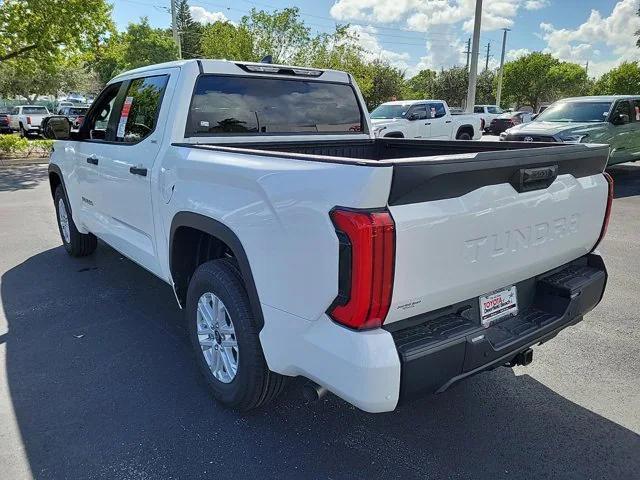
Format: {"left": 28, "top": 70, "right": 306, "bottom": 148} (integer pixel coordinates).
{"left": 54, "top": 186, "right": 97, "bottom": 257}
{"left": 187, "top": 259, "right": 286, "bottom": 410}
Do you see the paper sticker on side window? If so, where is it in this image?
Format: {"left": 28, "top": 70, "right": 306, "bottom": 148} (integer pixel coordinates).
{"left": 117, "top": 96, "right": 134, "bottom": 138}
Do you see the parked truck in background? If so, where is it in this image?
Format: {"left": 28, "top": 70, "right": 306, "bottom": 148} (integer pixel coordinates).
{"left": 44, "top": 59, "right": 612, "bottom": 413}
{"left": 370, "top": 100, "right": 482, "bottom": 140}
{"left": 9, "top": 105, "right": 50, "bottom": 137}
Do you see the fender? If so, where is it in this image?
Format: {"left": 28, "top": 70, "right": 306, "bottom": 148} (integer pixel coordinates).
{"left": 169, "top": 211, "right": 265, "bottom": 329}
{"left": 48, "top": 163, "right": 72, "bottom": 214}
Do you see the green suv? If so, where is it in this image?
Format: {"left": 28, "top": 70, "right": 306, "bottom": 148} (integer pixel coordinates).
{"left": 500, "top": 95, "right": 640, "bottom": 166}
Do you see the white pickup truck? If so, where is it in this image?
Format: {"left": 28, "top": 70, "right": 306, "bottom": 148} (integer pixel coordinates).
{"left": 370, "top": 100, "right": 483, "bottom": 140}
{"left": 43, "top": 59, "right": 612, "bottom": 413}
{"left": 9, "top": 105, "right": 50, "bottom": 137}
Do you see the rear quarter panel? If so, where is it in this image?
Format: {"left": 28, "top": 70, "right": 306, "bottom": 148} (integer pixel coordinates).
{"left": 161, "top": 147, "right": 393, "bottom": 322}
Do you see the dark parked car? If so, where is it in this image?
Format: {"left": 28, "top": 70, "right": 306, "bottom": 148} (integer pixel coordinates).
{"left": 487, "top": 111, "right": 532, "bottom": 134}
{"left": 0, "top": 112, "right": 11, "bottom": 134}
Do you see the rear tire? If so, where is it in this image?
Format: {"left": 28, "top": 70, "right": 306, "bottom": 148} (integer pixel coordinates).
{"left": 186, "top": 258, "right": 286, "bottom": 410}
{"left": 457, "top": 131, "right": 472, "bottom": 140}
{"left": 54, "top": 186, "right": 97, "bottom": 257}
{"left": 19, "top": 125, "right": 26, "bottom": 138}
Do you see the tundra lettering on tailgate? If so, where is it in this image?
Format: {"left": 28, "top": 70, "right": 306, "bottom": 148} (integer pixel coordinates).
{"left": 464, "top": 214, "right": 580, "bottom": 264}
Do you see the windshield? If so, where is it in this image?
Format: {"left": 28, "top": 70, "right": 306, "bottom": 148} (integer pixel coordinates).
{"left": 370, "top": 104, "right": 411, "bottom": 119}
{"left": 188, "top": 75, "right": 364, "bottom": 135}
{"left": 535, "top": 101, "right": 611, "bottom": 123}
{"left": 22, "top": 106, "right": 49, "bottom": 114}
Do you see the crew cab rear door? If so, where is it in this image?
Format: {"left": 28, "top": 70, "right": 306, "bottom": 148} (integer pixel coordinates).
{"left": 384, "top": 144, "right": 610, "bottom": 324}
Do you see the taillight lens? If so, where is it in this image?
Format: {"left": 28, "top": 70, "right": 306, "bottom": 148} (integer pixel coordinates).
{"left": 328, "top": 208, "right": 395, "bottom": 330}
{"left": 26, "top": 116, "right": 32, "bottom": 125}
{"left": 591, "top": 172, "right": 614, "bottom": 251}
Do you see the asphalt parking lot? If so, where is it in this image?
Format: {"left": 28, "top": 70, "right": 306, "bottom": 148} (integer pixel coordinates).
{"left": 0, "top": 163, "right": 638, "bottom": 480}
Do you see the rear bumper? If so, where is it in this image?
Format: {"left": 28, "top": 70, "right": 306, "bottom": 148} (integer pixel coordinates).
{"left": 388, "top": 254, "right": 607, "bottom": 401}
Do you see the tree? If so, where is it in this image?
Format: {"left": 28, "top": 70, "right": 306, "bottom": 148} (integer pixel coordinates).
{"left": 176, "top": 0, "right": 203, "bottom": 59}
{"left": 362, "top": 62, "right": 406, "bottom": 110}
{"left": 501, "top": 52, "right": 589, "bottom": 110}
{"left": 122, "top": 18, "right": 178, "bottom": 70}
{"left": 404, "top": 69, "right": 437, "bottom": 99}
{"left": 592, "top": 62, "right": 640, "bottom": 95}
{"left": 0, "top": 0, "right": 112, "bottom": 63}
{"left": 0, "top": 55, "right": 96, "bottom": 103}
{"left": 476, "top": 70, "right": 496, "bottom": 105}
{"left": 200, "top": 22, "right": 254, "bottom": 61}
{"left": 432, "top": 67, "right": 469, "bottom": 107}
{"left": 242, "top": 8, "right": 311, "bottom": 64}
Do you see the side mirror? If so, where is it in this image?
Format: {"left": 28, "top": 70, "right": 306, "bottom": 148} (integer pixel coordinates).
{"left": 611, "top": 113, "right": 630, "bottom": 125}
{"left": 42, "top": 116, "right": 71, "bottom": 140}
{"left": 407, "top": 113, "right": 419, "bottom": 121}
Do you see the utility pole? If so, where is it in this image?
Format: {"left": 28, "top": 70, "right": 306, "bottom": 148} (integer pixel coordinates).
{"left": 463, "top": 38, "right": 471, "bottom": 72}
{"left": 585, "top": 60, "right": 589, "bottom": 76}
{"left": 170, "top": 0, "right": 182, "bottom": 59}
{"left": 484, "top": 42, "right": 491, "bottom": 71}
{"left": 465, "top": 0, "right": 483, "bottom": 112}
{"left": 495, "top": 28, "right": 510, "bottom": 108}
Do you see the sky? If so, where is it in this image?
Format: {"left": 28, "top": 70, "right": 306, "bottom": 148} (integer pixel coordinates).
{"left": 110, "top": 0, "right": 640, "bottom": 78}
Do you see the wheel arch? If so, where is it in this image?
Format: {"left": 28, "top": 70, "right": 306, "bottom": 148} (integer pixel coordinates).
{"left": 456, "top": 124, "right": 474, "bottom": 139}
{"left": 383, "top": 131, "right": 405, "bottom": 138}
{"left": 48, "top": 164, "right": 70, "bottom": 213}
{"left": 169, "top": 212, "right": 264, "bottom": 329}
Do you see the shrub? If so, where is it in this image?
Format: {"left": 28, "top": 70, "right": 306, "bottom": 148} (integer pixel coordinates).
{"left": 0, "top": 135, "right": 29, "bottom": 155}
{"left": 0, "top": 135, "right": 53, "bottom": 158}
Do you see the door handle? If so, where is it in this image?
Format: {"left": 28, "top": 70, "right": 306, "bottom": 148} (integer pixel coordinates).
{"left": 445, "top": 120, "right": 452, "bottom": 123}
{"left": 87, "top": 156, "right": 98, "bottom": 165}
{"left": 129, "top": 166, "right": 147, "bottom": 177}
{"left": 425, "top": 122, "right": 431, "bottom": 125}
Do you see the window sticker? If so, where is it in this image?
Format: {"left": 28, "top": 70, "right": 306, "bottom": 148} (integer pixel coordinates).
{"left": 635, "top": 105, "right": 639, "bottom": 121}
{"left": 117, "top": 96, "right": 134, "bottom": 138}
{"left": 430, "top": 107, "right": 436, "bottom": 118}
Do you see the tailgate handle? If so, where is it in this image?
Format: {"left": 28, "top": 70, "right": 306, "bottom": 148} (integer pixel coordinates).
{"left": 513, "top": 165, "right": 558, "bottom": 192}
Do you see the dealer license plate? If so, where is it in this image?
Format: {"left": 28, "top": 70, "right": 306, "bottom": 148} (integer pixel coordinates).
{"left": 479, "top": 286, "right": 518, "bottom": 327}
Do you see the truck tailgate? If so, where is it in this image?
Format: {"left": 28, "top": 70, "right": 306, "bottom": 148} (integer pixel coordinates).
{"left": 385, "top": 144, "right": 610, "bottom": 324}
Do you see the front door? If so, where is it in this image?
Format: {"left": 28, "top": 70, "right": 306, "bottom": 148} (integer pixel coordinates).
{"left": 74, "top": 82, "right": 123, "bottom": 233}
{"left": 92, "top": 73, "right": 171, "bottom": 276}
{"left": 427, "top": 102, "right": 452, "bottom": 139}
{"left": 608, "top": 100, "right": 635, "bottom": 164}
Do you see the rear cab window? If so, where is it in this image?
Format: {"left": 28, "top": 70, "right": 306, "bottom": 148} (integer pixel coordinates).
{"left": 187, "top": 75, "right": 364, "bottom": 136}
{"left": 22, "top": 106, "right": 49, "bottom": 115}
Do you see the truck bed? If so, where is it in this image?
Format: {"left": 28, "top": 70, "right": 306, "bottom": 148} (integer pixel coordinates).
{"left": 177, "top": 138, "right": 610, "bottom": 205}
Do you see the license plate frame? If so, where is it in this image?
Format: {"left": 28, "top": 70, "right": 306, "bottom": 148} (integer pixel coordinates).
{"left": 479, "top": 285, "right": 518, "bottom": 327}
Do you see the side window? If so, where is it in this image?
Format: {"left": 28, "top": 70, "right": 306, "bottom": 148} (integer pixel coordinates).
{"left": 427, "top": 103, "right": 446, "bottom": 118}
{"left": 10, "top": 107, "right": 18, "bottom": 115}
{"left": 474, "top": 106, "right": 484, "bottom": 114}
{"left": 487, "top": 106, "right": 502, "bottom": 114}
{"left": 612, "top": 100, "right": 631, "bottom": 120}
{"left": 115, "top": 75, "right": 168, "bottom": 144}
{"left": 82, "top": 82, "right": 123, "bottom": 141}
{"left": 632, "top": 100, "right": 640, "bottom": 121}
{"left": 408, "top": 105, "right": 427, "bottom": 120}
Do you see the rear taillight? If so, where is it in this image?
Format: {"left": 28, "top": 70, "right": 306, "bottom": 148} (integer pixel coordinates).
{"left": 328, "top": 208, "right": 395, "bottom": 330}
{"left": 77, "top": 115, "right": 85, "bottom": 126}
{"left": 591, "top": 172, "right": 614, "bottom": 251}
{"left": 26, "top": 116, "right": 32, "bottom": 125}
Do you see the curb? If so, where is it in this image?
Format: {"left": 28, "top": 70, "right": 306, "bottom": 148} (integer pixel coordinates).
{"left": 0, "top": 157, "right": 49, "bottom": 167}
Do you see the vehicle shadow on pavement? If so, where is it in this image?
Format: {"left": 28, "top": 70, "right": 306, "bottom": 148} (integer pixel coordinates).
{"left": 2, "top": 245, "right": 639, "bottom": 480}
{"left": 0, "top": 164, "right": 46, "bottom": 192}
{"left": 607, "top": 163, "right": 640, "bottom": 199}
